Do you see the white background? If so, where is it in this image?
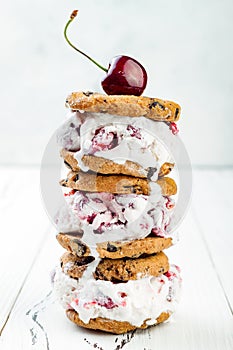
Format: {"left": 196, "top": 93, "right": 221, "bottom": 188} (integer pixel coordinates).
{"left": 0, "top": 0, "right": 233, "bottom": 166}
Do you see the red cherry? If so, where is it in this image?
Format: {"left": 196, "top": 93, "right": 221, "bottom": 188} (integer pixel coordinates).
{"left": 64, "top": 11, "right": 147, "bottom": 96}
{"left": 101, "top": 56, "right": 147, "bottom": 96}
{"left": 169, "top": 122, "right": 179, "bottom": 135}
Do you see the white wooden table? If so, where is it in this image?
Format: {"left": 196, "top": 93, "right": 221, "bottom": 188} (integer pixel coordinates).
{"left": 0, "top": 167, "right": 232, "bottom": 350}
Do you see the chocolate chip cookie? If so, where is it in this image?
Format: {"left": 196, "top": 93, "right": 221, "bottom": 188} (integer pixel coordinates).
{"left": 65, "top": 92, "right": 181, "bottom": 122}
{"left": 60, "top": 171, "right": 177, "bottom": 196}
{"left": 66, "top": 309, "right": 170, "bottom": 334}
{"left": 93, "top": 252, "right": 169, "bottom": 283}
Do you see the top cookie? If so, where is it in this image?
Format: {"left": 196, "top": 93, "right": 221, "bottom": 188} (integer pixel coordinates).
{"left": 65, "top": 92, "right": 181, "bottom": 122}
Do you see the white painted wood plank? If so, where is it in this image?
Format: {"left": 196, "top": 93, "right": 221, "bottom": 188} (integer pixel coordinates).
{"left": 0, "top": 167, "right": 51, "bottom": 333}
{"left": 1, "top": 207, "right": 232, "bottom": 350}
{"left": 192, "top": 169, "right": 233, "bottom": 309}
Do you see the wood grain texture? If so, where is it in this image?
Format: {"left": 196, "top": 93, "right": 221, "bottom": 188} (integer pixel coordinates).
{"left": 0, "top": 168, "right": 51, "bottom": 335}
{"left": 0, "top": 167, "right": 233, "bottom": 349}
{"left": 191, "top": 170, "right": 233, "bottom": 310}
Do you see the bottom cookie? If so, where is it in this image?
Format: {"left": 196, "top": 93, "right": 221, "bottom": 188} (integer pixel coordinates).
{"left": 66, "top": 309, "right": 170, "bottom": 334}
{"left": 53, "top": 265, "right": 181, "bottom": 334}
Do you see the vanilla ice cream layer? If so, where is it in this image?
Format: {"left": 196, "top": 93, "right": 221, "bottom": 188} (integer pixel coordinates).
{"left": 63, "top": 182, "right": 175, "bottom": 244}
{"left": 57, "top": 112, "right": 83, "bottom": 151}
{"left": 53, "top": 264, "right": 181, "bottom": 327}
{"left": 57, "top": 111, "right": 172, "bottom": 180}
{"left": 54, "top": 193, "right": 82, "bottom": 233}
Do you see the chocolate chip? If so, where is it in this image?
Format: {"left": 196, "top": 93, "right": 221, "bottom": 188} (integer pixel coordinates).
{"left": 133, "top": 186, "right": 142, "bottom": 194}
{"left": 94, "top": 268, "right": 106, "bottom": 280}
{"left": 83, "top": 91, "right": 93, "bottom": 96}
{"left": 149, "top": 101, "right": 165, "bottom": 110}
{"left": 123, "top": 185, "right": 141, "bottom": 194}
{"left": 106, "top": 243, "right": 118, "bottom": 252}
{"left": 64, "top": 160, "right": 72, "bottom": 170}
{"left": 71, "top": 239, "right": 87, "bottom": 256}
{"left": 175, "top": 107, "right": 179, "bottom": 119}
{"left": 126, "top": 268, "right": 132, "bottom": 276}
{"left": 61, "top": 179, "right": 68, "bottom": 187}
{"left": 70, "top": 122, "right": 75, "bottom": 128}
{"left": 74, "top": 256, "right": 95, "bottom": 266}
{"left": 74, "top": 174, "right": 79, "bottom": 182}
{"left": 85, "top": 256, "right": 95, "bottom": 264}
{"left": 93, "top": 269, "right": 100, "bottom": 278}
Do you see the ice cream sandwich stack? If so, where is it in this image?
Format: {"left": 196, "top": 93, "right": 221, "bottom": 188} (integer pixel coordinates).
{"left": 53, "top": 92, "right": 182, "bottom": 334}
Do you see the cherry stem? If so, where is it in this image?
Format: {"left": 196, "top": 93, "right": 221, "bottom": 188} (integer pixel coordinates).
{"left": 64, "top": 10, "right": 108, "bottom": 73}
